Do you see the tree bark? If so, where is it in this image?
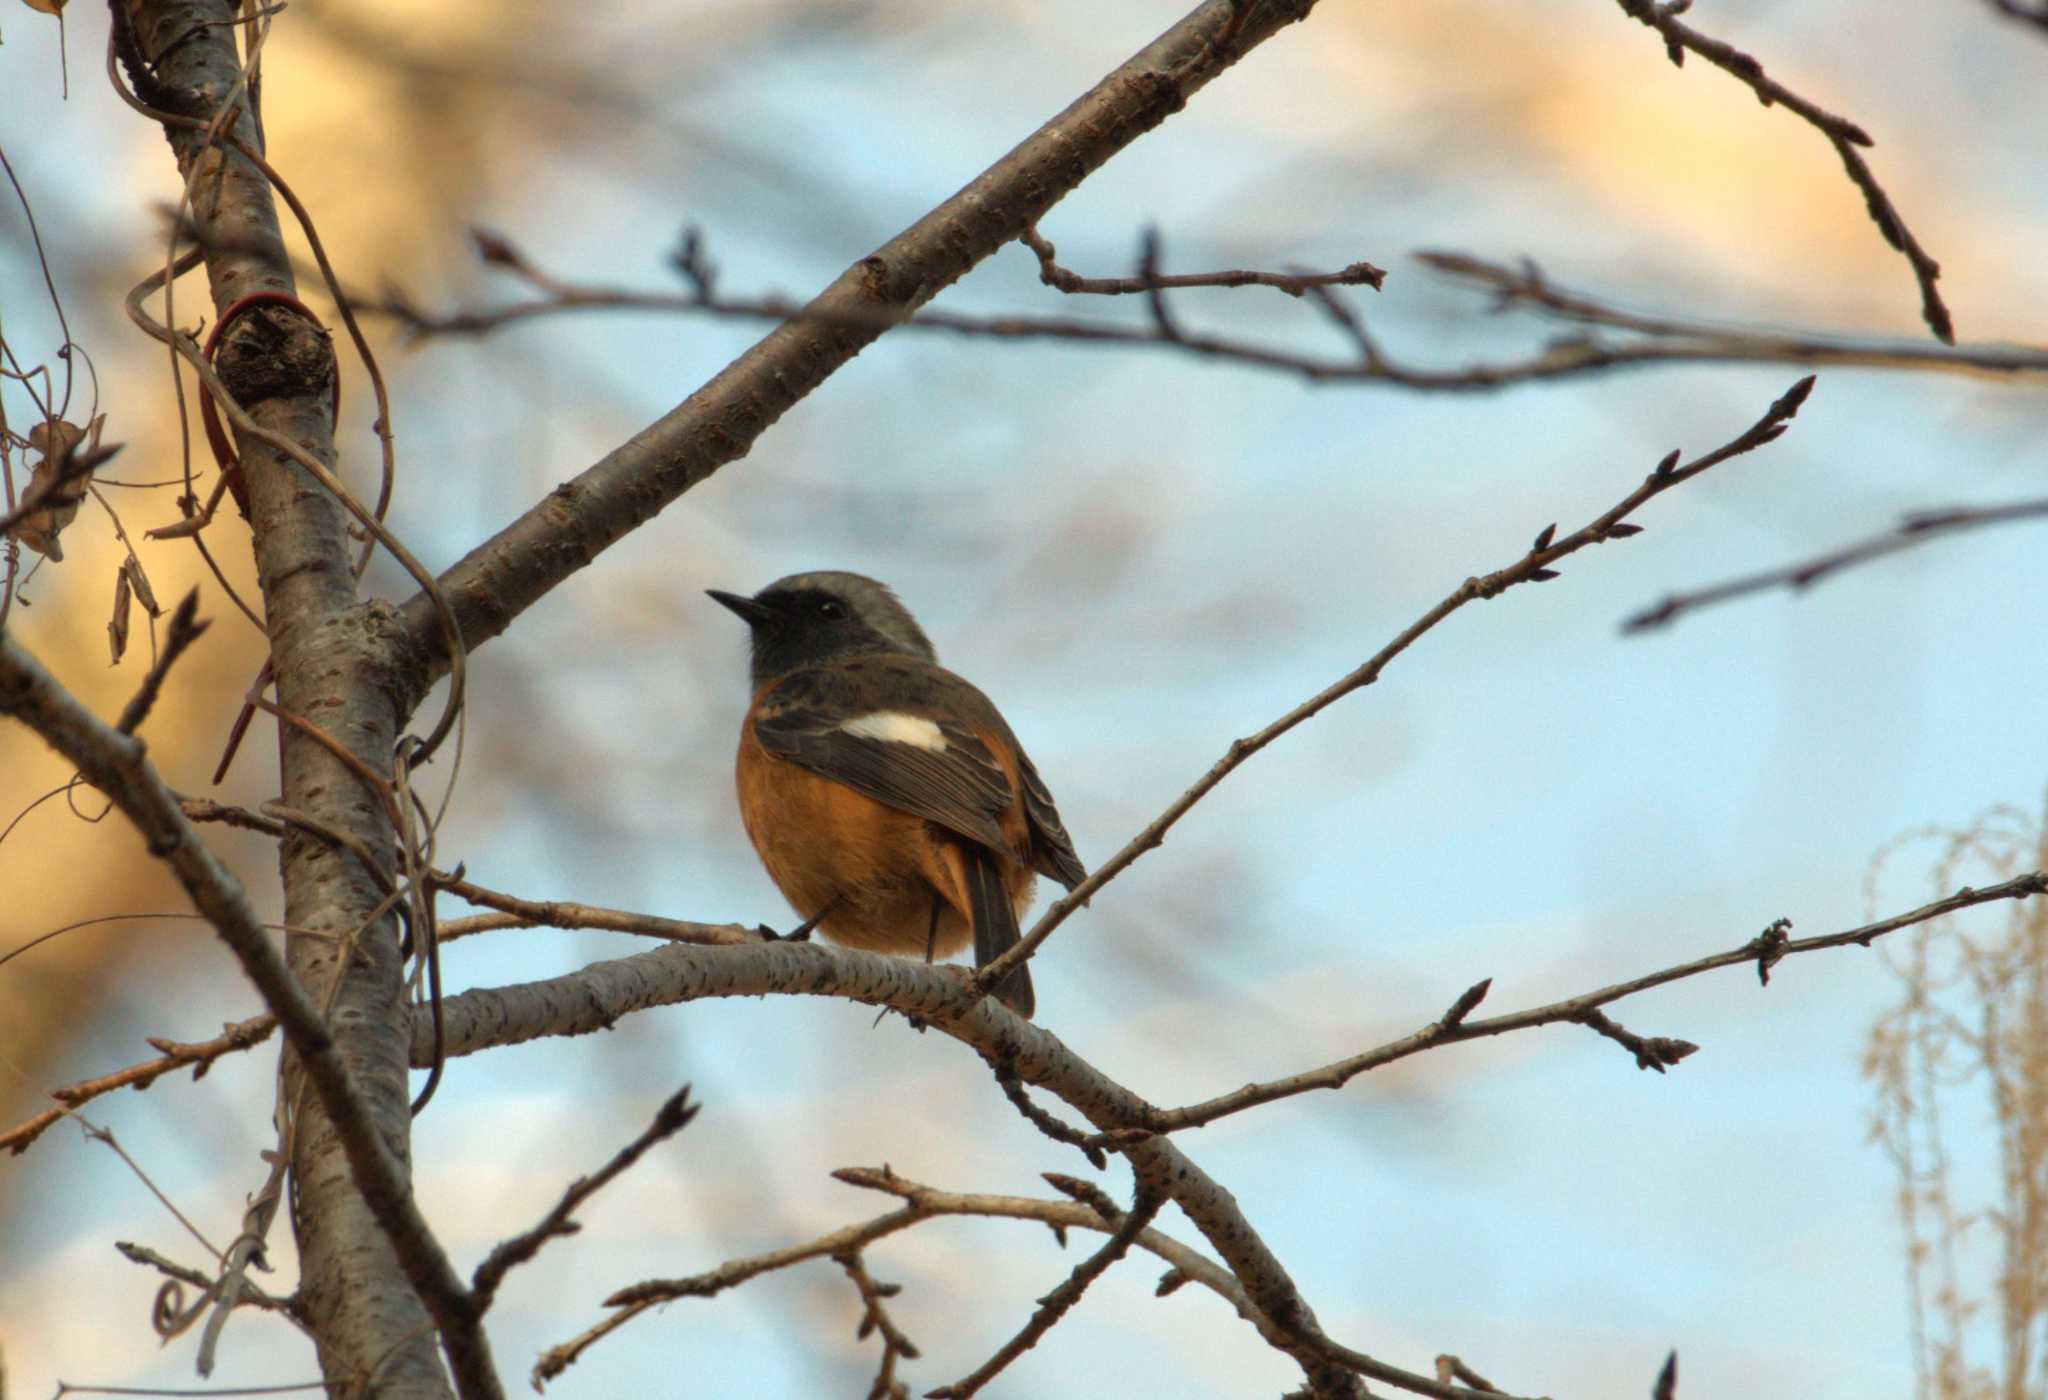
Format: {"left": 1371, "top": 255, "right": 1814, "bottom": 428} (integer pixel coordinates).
{"left": 122, "top": 3, "right": 450, "bottom": 1393}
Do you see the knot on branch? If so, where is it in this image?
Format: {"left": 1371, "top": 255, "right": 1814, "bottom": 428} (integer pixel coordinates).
{"left": 1748, "top": 917, "right": 1793, "bottom": 984}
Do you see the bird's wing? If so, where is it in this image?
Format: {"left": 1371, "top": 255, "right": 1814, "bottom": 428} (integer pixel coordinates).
{"left": 751, "top": 660, "right": 1018, "bottom": 856}
{"left": 1016, "top": 747, "right": 1087, "bottom": 890}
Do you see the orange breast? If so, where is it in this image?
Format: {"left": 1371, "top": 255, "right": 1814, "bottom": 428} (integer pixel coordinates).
{"left": 736, "top": 722, "right": 951, "bottom": 955}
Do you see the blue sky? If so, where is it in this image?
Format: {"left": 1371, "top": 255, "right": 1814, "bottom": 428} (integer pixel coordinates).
{"left": 3, "top": 2, "right": 2044, "bottom": 1396}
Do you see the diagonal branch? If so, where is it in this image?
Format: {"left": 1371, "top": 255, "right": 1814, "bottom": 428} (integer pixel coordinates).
{"left": 1612, "top": 0, "right": 1952, "bottom": 342}
{"left": 0, "top": 631, "right": 499, "bottom": 1400}
{"left": 928, "top": 1185, "right": 1165, "bottom": 1399}
{"left": 472, "top": 1087, "right": 699, "bottom": 1312}
{"left": 977, "top": 377, "right": 1818, "bottom": 997}
{"left": 393, "top": 0, "right": 1327, "bottom": 683}
{"left": 0, "top": 1013, "right": 277, "bottom": 1157}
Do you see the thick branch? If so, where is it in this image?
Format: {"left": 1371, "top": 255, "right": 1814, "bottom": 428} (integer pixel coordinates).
{"left": 394, "top": 0, "right": 1324, "bottom": 682}
{"left": 119, "top": 3, "right": 459, "bottom": 1391}
{"left": 399, "top": 867, "right": 2048, "bottom": 1391}
{"left": 413, "top": 939, "right": 1518, "bottom": 1400}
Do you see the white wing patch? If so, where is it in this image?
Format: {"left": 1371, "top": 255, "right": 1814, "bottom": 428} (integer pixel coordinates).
{"left": 839, "top": 711, "right": 948, "bottom": 752}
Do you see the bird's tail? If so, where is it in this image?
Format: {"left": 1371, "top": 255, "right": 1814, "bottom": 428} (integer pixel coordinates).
{"left": 965, "top": 851, "right": 1034, "bottom": 1018}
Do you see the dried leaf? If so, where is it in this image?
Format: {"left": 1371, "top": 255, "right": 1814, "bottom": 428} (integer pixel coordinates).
{"left": 12, "top": 458, "right": 84, "bottom": 560}
{"left": 122, "top": 555, "right": 162, "bottom": 616}
{"left": 10, "top": 415, "right": 107, "bottom": 560}
{"left": 26, "top": 416, "right": 86, "bottom": 460}
{"left": 20, "top": 0, "right": 67, "bottom": 16}
{"left": 109, "top": 564, "right": 132, "bottom": 665}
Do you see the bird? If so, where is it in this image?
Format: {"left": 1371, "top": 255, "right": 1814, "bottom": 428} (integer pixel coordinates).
{"left": 708, "top": 571, "right": 1085, "bottom": 1017}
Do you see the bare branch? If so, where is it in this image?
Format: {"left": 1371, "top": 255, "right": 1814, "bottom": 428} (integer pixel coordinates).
{"left": 1623, "top": 495, "right": 2048, "bottom": 632}
{"left": 541, "top": 1166, "right": 1244, "bottom": 1394}
{"left": 115, "top": 589, "right": 210, "bottom": 734}
{"left": 117, "top": 1240, "right": 299, "bottom": 1319}
{"left": 1417, "top": 252, "right": 2043, "bottom": 379}
{"left": 928, "top": 1187, "right": 1165, "bottom": 1399}
{"left": 1574, "top": 1008, "right": 1700, "bottom": 1074}
{"left": 834, "top": 1251, "right": 919, "bottom": 1400}
{"left": 422, "top": 940, "right": 1529, "bottom": 1400}
{"left": 393, "top": 0, "right": 1331, "bottom": 686}
{"left": 978, "top": 377, "right": 1817, "bottom": 998}
{"left": 1020, "top": 224, "right": 1385, "bottom": 297}
{"left": 0, "top": 632, "right": 499, "bottom": 1399}
{"left": 1435, "top": 1355, "right": 1502, "bottom": 1393}
{"left": 1611, "top": 0, "right": 1952, "bottom": 341}
{"left": 0, "top": 1014, "right": 276, "bottom": 1158}
{"left": 472, "top": 1087, "right": 699, "bottom": 1312}
{"left": 430, "top": 870, "right": 761, "bottom": 947}
{"left": 538, "top": 1200, "right": 926, "bottom": 1388}
{"left": 1138, "top": 871, "right": 2048, "bottom": 1135}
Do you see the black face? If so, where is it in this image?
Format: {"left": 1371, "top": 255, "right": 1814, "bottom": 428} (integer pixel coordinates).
{"left": 709, "top": 583, "right": 910, "bottom": 685}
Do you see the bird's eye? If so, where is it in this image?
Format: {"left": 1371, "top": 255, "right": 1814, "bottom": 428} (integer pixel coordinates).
{"left": 818, "top": 599, "right": 847, "bottom": 620}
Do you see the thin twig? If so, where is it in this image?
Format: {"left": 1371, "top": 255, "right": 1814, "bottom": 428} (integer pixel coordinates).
{"left": 1622, "top": 495, "right": 2048, "bottom": 632}
{"left": 353, "top": 234, "right": 2043, "bottom": 392}
{"left": 1, "top": 1014, "right": 277, "bottom": 1157}
{"left": 116, "top": 590, "right": 209, "bottom": 733}
{"left": 988, "top": 1054, "right": 1114, "bottom": 1169}
{"left": 472, "top": 1087, "right": 698, "bottom": 1311}
{"left": 1135, "top": 871, "right": 2048, "bottom": 1135}
{"left": 1021, "top": 225, "right": 1385, "bottom": 297}
{"left": 928, "top": 1187, "right": 1165, "bottom": 1399}
{"left": 178, "top": 796, "right": 288, "bottom": 837}
{"left": 833, "top": 1251, "right": 918, "bottom": 1400}
{"left": 1416, "top": 252, "right": 2036, "bottom": 378}
{"left": 1435, "top": 1356, "right": 1502, "bottom": 1393}
{"left": 539, "top": 1166, "right": 1256, "bottom": 1394}
{"left": 977, "top": 377, "right": 1817, "bottom": 998}
{"left": 117, "top": 1240, "right": 298, "bottom": 1318}
{"left": 430, "top": 871, "right": 760, "bottom": 947}
{"left": 1612, "top": 0, "right": 1952, "bottom": 342}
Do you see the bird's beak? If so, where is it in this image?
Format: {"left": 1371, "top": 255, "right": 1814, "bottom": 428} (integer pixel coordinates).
{"left": 706, "top": 589, "right": 775, "bottom": 626}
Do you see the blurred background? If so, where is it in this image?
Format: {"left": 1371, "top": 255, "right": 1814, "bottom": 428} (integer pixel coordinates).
{"left": 2, "top": 1, "right": 2044, "bottom": 1395}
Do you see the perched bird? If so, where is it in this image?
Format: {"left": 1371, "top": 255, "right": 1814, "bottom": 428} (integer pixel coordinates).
{"left": 708, "top": 571, "right": 1084, "bottom": 1016}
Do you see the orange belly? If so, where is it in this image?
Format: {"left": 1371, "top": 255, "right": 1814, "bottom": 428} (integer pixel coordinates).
{"left": 735, "top": 726, "right": 1033, "bottom": 956}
